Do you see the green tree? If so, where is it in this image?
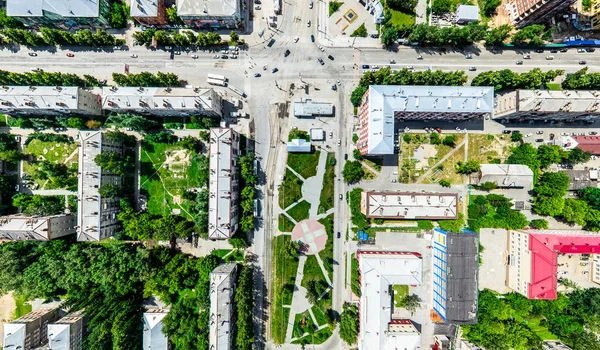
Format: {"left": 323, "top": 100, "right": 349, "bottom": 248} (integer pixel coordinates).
{"left": 0, "top": 149, "right": 23, "bottom": 163}
{"left": 229, "top": 30, "right": 239, "bottom": 43}
{"left": 538, "top": 144, "right": 567, "bottom": 168}
{"left": 98, "top": 184, "right": 122, "bottom": 198}
{"left": 439, "top": 179, "right": 451, "bottom": 187}
{"left": 568, "top": 148, "right": 591, "bottom": 165}
{"left": 94, "top": 152, "right": 132, "bottom": 176}
{"left": 166, "top": 7, "right": 183, "bottom": 24}
{"left": 561, "top": 199, "right": 589, "bottom": 226}
{"left": 400, "top": 294, "right": 421, "bottom": 314}
{"left": 579, "top": 187, "right": 600, "bottom": 210}
{"left": 431, "top": 0, "right": 453, "bottom": 13}
{"left": 482, "top": 0, "right": 502, "bottom": 16}
{"left": 234, "top": 265, "right": 254, "bottom": 350}
{"left": 353, "top": 148, "right": 362, "bottom": 161}
{"left": 66, "top": 117, "right": 85, "bottom": 129}
{"left": 529, "top": 219, "right": 549, "bottom": 229}
{"left": 511, "top": 131, "right": 523, "bottom": 142}
{"left": 506, "top": 143, "right": 540, "bottom": 171}
{"left": 381, "top": 27, "right": 399, "bottom": 48}
{"left": 438, "top": 213, "right": 465, "bottom": 232}
{"left": 0, "top": 175, "right": 13, "bottom": 194}
{"left": 484, "top": 24, "right": 511, "bottom": 46}
{"left": 339, "top": 303, "right": 358, "bottom": 345}
{"left": 456, "top": 160, "right": 480, "bottom": 174}
{"left": 417, "top": 220, "right": 434, "bottom": 230}
{"left": 342, "top": 160, "right": 365, "bottom": 184}
{"left": 110, "top": 2, "right": 129, "bottom": 28}
{"left": 442, "top": 134, "right": 458, "bottom": 147}
{"left": 387, "top": 0, "right": 417, "bottom": 12}
{"left": 13, "top": 194, "right": 64, "bottom": 216}
{"left": 533, "top": 172, "right": 570, "bottom": 198}
{"left": 533, "top": 196, "right": 565, "bottom": 217}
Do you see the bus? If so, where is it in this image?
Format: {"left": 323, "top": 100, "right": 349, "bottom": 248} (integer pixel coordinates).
{"left": 207, "top": 78, "right": 226, "bottom": 86}
{"left": 207, "top": 74, "right": 227, "bottom": 82}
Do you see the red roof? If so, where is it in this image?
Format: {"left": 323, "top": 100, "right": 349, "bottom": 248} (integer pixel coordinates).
{"left": 573, "top": 136, "right": 600, "bottom": 155}
{"left": 528, "top": 232, "right": 600, "bottom": 299}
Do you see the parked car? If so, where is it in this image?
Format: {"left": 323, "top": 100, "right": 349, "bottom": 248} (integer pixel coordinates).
{"left": 580, "top": 60, "right": 587, "bottom": 65}
{"left": 284, "top": 49, "right": 291, "bottom": 57}
{"left": 66, "top": 53, "right": 74, "bottom": 57}
{"left": 272, "top": 67, "right": 278, "bottom": 73}
{"left": 337, "top": 139, "right": 341, "bottom": 146}
{"left": 525, "top": 133, "right": 532, "bottom": 137}
{"left": 311, "top": 35, "right": 315, "bottom": 42}
{"left": 590, "top": 131, "right": 598, "bottom": 135}
{"left": 516, "top": 60, "right": 523, "bottom": 65}
{"left": 535, "top": 138, "right": 544, "bottom": 142}
{"left": 130, "top": 54, "right": 138, "bottom": 58}
{"left": 318, "top": 58, "right": 324, "bottom": 65}
{"left": 328, "top": 55, "right": 334, "bottom": 60}
{"left": 536, "top": 130, "right": 544, "bottom": 134}
{"left": 407, "top": 65, "right": 414, "bottom": 70}
{"left": 191, "top": 54, "right": 198, "bottom": 59}
{"left": 465, "top": 54, "right": 472, "bottom": 59}
{"left": 417, "top": 55, "right": 423, "bottom": 59}
{"left": 254, "top": 4, "right": 261, "bottom": 9}
{"left": 586, "top": 48, "right": 596, "bottom": 52}
{"left": 28, "top": 52, "right": 37, "bottom": 57}
{"left": 337, "top": 232, "right": 341, "bottom": 239}
{"left": 523, "top": 54, "right": 531, "bottom": 59}
{"left": 560, "top": 48, "right": 568, "bottom": 52}
{"left": 221, "top": 54, "right": 228, "bottom": 59}
{"left": 469, "top": 66, "right": 477, "bottom": 71}
{"left": 32, "top": 68, "right": 42, "bottom": 72}
{"left": 339, "top": 194, "right": 343, "bottom": 200}
{"left": 435, "top": 127, "right": 442, "bottom": 133}
{"left": 294, "top": 36, "right": 299, "bottom": 43}
{"left": 307, "top": 20, "right": 311, "bottom": 27}
{"left": 254, "top": 73, "right": 261, "bottom": 77}
{"left": 550, "top": 49, "right": 558, "bottom": 53}
{"left": 578, "top": 48, "right": 586, "bottom": 53}
{"left": 331, "top": 84, "right": 337, "bottom": 90}
{"left": 546, "top": 56, "right": 554, "bottom": 60}
{"left": 362, "top": 64, "right": 370, "bottom": 69}
{"left": 502, "top": 130, "right": 512, "bottom": 134}
{"left": 535, "top": 49, "right": 544, "bottom": 53}
{"left": 344, "top": 153, "right": 348, "bottom": 160}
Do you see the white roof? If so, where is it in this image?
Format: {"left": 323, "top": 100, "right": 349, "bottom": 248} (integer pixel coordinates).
{"left": 358, "top": 251, "right": 422, "bottom": 350}
{"left": 310, "top": 128, "right": 325, "bottom": 141}
{"left": 177, "top": 0, "right": 239, "bottom": 17}
{"left": 478, "top": 164, "right": 534, "bottom": 187}
{"left": 293, "top": 99, "right": 334, "bottom": 117}
{"left": 456, "top": 4, "right": 480, "bottom": 21}
{"left": 208, "top": 128, "right": 238, "bottom": 239}
{"left": 143, "top": 311, "right": 168, "bottom": 350}
{"left": 48, "top": 324, "right": 71, "bottom": 350}
{"left": 0, "top": 214, "right": 75, "bottom": 240}
{"left": 495, "top": 90, "right": 600, "bottom": 116}
{"left": 2, "top": 323, "right": 25, "bottom": 350}
{"left": 7, "top": 0, "right": 99, "bottom": 17}
{"left": 209, "top": 264, "right": 237, "bottom": 350}
{"left": 130, "top": 0, "right": 158, "bottom": 17}
{"left": 102, "top": 87, "right": 220, "bottom": 114}
{"left": 0, "top": 86, "right": 81, "bottom": 110}
{"left": 363, "top": 191, "right": 458, "bottom": 220}
{"left": 287, "top": 139, "right": 311, "bottom": 153}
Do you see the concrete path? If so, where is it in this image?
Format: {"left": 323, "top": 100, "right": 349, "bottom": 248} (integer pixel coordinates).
{"left": 416, "top": 140, "right": 466, "bottom": 184}
{"left": 304, "top": 151, "right": 328, "bottom": 217}
{"left": 314, "top": 252, "right": 332, "bottom": 286}
{"left": 134, "top": 140, "right": 141, "bottom": 210}
{"left": 285, "top": 255, "right": 310, "bottom": 343}
{"left": 31, "top": 189, "right": 76, "bottom": 196}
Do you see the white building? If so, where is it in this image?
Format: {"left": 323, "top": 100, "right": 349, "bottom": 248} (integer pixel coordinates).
{"left": 0, "top": 86, "right": 102, "bottom": 116}
{"left": 102, "top": 87, "right": 222, "bottom": 117}
{"left": 77, "top": 131, "right": 123, "bottom": 242}
{"left": 176, "top": 0, "right": 243, "bottom": 29}
{"left": 209, "top": 263, "right": 238, "bottom": 350}
{"left": 0, "top": 214, "right": 76, "bottom": 240}
{"left": 143, "top": 309, "right": 169, "bottom": 350}
{"left": 357, "top": 251, "right": 422, "bottom": 350}
{"left": 293, "top": 99, "right": 334, "bottom": 117}
{"left": 3, "top": 309, "right": 57, "bottom": 350}
{"left": 476, "top": 164, "right": 534, "bottom": 188}
{"left": 286, "top": 139, "right": 312, "bottom": 153}
{"left": 456, "top": 5, "right": 480, "bottom": 24}
{"left": 47, "top": 310, "right": 86, "bottom": 350}
{"left": 361, "top": 191, "right": 458, "bottom": 220}
{"left": 208, "top": 128, "right": 240, "bottom": 240}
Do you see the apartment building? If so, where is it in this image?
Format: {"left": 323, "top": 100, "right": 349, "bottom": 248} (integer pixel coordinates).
{"left": 360, "top": 191, "right": 458, "bottom": 220}
{"left": 0, "top": 86, "right": 102, "bottom": 117}
{"left": 130, "top": 0, "right": 167, "bottom": 25}
{"left": 506, "top": 0, "right": 575, "bottom": 28}
{"left": 77, "top": 131, "right": 123, "bottom": 241}
{"left": 209, "top": 263, "right": 238, "bottom": 350}
{"left": 7, "top": 0, "right": 111, "bottom": 28}
{"left": 495, "top": 90, "right": 600, "bottom": 122}
{"left": 176, "top": 0, "right": 243, "bottom": 29}
{"left": 0, "top": 214, "right": 76, "bottom": 240}
{"left": 2, "top": 308, "right": 57, "bottom": 349}
{"left": 357, "top": 85, "right": 494, "bottom": 155}
{"left": 101, "top": 87, "right": 222, "bottom": 117}
{"left": 143, "top": 309, "right": 169, "bottom": 350}
{"left": 47, "top": 310, "right": 87, "bottom": 350}
{"left": 208, "top": 128, "right": 240, "bottom": 240}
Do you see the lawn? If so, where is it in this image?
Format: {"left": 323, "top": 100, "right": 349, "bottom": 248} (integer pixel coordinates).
{"left": 140, "top": 141, "right": 201, "bottom": 217}
{"left": 363, "top": 157, "right": 383, "bottom": 171}
{"left": 468, "top": 134, "right": 511, "bottom": 164}
{"left": 318, "top": 153, "right": 336, "bottom": 214}
{"left": 422, "top": 144, "right": 465, "bottom": 185}
{"left": 292, "top": 311, "right": 316, "bottom": 339}
{"left": 287, "top": 200, "right": 311, "bottom": 222}
{"left": 387, "top": 8, "right": 416, "bottom": 28}
{"left": 278, "top": 168, "right": 304, "bottom": 210}
{"left": 392, "top": 285, "right": 409, "bottom": 307}
{"left": 12, "top": 293, "right": 32, "bottom": 319}
{"left": 211, "top": 249, "right": 232, "bottom": 259}
{"left": 292, "top": 326, "right": 333, "bottom": 345}
{"left": 23, "top": 139, "right": 79, "bottom": 190}
{"left": 288, "top": 151, "right": 321, "bottom": 179}
{"left": 311, "top": 305, "right": 327, "bottom": 326}
{"left": 279, "top": 214, "right": 296, "bottom": 232}
{"left": 546, "top": 83, "right": 562, "bottom": 90}
{"left": 271, "top": 235, "right": 300, "bottom": 344}
{"left": 301, "top": 255, "right": 328, "bottom": 292}
{"left": 318, "top": 214, "right": 334, "bottom": 281}
{"left": 524, "top": 317, "right": 559, "bottom": 340}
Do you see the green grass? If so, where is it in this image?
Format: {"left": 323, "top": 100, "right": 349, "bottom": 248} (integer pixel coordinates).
{"left": 292, "top": 326, "right": 333, "bottom": 345}
{"left": 318, "top": 214, "right": 334, "bottom": 281}
{"left": 387, "top": 8, "right": 415, "bottom": 28}
{"left": 302, "top": 255, "right": 328, "bottom": 290}
{"left": 546, "top": 83, "right": 562, "bottom": 90}
{"left": 12, "top": 293, "right": 32, "bottom": 320}
{"left": 525, "top": 317, "right": 559, "bottom": 340}
{"left": 230, "top": 249, "right": 245, "bottom": 262}
{"left": 351, "top": 23, "right": 368, "bottom": 37}
{"left": 140, "top": 141, "right": 201, "bottom": 217}
{"left": 279, "top": 214, "right": 296, "bottom": 232}
{"left": 211, "top": 249, "right": 232, "bottom": 259}
{"left": 271, "top": 235, "right": 300, "bottom": 344}
{"left": 292, "top": 311, "right": 316, "bottom": 339}
{"left": 363, "top": 157, "right": 383, "bottom": 171}
{"left": 392, "top": 285, "right": 409, "bottom": 307}
{"left": 22, "top": 139, "right": 79, "bottom": 190}
{"left": 278, "top": 168, "right": 304, "bottom": 210}
{"left": 287, "top": 200, "right": 311, "bottom": 222}
{"left": 288, "top": 151, "right": 321, "bottom": 179}
{"left": 312, "top": 305, "right": 327, "bottom": 326}
{"left": 329, "top": 1, "right": 343, "bottom": 16}
{"left": 318, "top": 153, "right": 336, "bottom": 214}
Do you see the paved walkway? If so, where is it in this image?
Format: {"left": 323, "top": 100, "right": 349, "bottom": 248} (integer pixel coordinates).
{"left": 285, "top": 255, "right": 309, "bottom": 343}
{"left": 416, "top": 139, "right": 466, "bottom": 183}
{"left": 31, "top": 189, "right": 76, "bottom": 195}
{"left": 304, "top": 151, "right": 328, "bottom": 217}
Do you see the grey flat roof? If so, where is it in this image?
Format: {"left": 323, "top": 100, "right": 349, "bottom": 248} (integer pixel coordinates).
{"left": 7, "top": 0, "right": 99, "bottom": 17}
{"left": 445, "top": 233, "right": 479, "bottom": 324}
{"left": 130, "top": 0, "right": 158, "bottom": 17}
{"left": 495, "top": 90, "right": 600, "bottom": 116}
{"left": 456, "top": 4, "right": 479, "bottom": 21}
{"left": 209, "top": 263, "right": 237, "bottom": 350}
{"left": 102, "top": 87, "right": 219, "bottom": 113}
{"left": 143, "top": 311, "right": 168, "bottom": 350}
{"left": 362, "top": 191, "right": 458, "bottom": 220}
{"left": 0, "top": 214, "right": 75, "bottom": 240}
{"left": 0, "top": 86, "right": 81, "bottom": 110}
{"left": 177, "top": 0, "right": 239, "bottom": 17}
{"left": 478, "top": 164, "right": 534, "bottom": 188}
{"left": 208, "top": 128, "right": 237, "bottom": 240}
{"left": 294, "top": 99, "right": 334, "bottom": 117}
{"left": 287, "top": 139, "right": 311, "bottom": 153}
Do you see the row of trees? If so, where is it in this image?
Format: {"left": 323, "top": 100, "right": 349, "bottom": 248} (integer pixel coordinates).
{"left": 234, "top": 265, "right": 255, "bottom": 350}
{"left": 12, "top": 194, "right": 65, "bottom": 216}
{"left": 408, "top": 23, "right": 488, "bottom": 47}
{"left": 510, "top": 24, "right": 552, "bottom": 46}
{"left": 112, "top": 71, "right": 180, "bottom": 87}
{"left": 0, "top": 28, "right": 124, "bottom": 47}
{"left": 94, "top": 151, "right": 134, "bottom": 176}
{"left": 133, "top": 28, "right": 223, "bottom": 47}
{"left": 562, "top": 67, "right": 600, "bottom": 90}
{"left": 507, "top": 143, "right": 591, "bottom": 172}
{"left": 351, "top": 67, "right": 467, "bottom": 106}
{"left": 471, "top": 68, "right": 564, "bottom": 92}
{"left": 0, "top": 69, "right": 90, "bottom": 87}
{"left": 339, "top": 303, "right": 358, "bottom": 345}
{"left": 238, "top": 153, "right": 257, "bottom": 232}
{"left": 468, "top": 194, "right": 529, "bottom": 231}
{"left": 463, "top": 289, "right": 600, "bottom": 350}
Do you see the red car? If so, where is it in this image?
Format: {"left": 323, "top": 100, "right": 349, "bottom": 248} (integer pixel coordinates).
{"left": 66, "top": 53, "right": 74, "bottom": 57}
{"left": 435, "top": 127, "right": 442, "bottom": 133}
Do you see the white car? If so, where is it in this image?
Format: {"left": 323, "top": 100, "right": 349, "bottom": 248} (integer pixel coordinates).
{"left": 309, "top": 0, "right": 313, "bottom": 8}
{"left": 329, "top": 131, "right": 333, "bottom": 137}
{"left": 407, "top": 66, "right": 414, "bottom": 70}
{"left": 319, "top": 46, "right": 325, "bottom": 52}
{"left": 254, "top": 4, "right": 261, "bottom": 9}
{"left": 191, "top": 54, "right": 198, "bottom": 59}
{"left": 525, "top": 133, "right": 533, "bottom": 138}
{"left": 578, "top": 48, "right": 586, "bottom": 53}
{"left": 337, "top": 139, "right": 341, "bottom": 146}
{"left": 213, "top": 54, "right": 220, "bottom": 59}
{"left": 231, "top": 55, "right": 238, "bottom": 59}
{"left": 546, "top": 56, "right": 554, "bottom": 60}
{"left": 372, "top": 65, "right": 379, "bottom": 69}
{"left": 294, "top": 36, "right": 299, "bottom": 43}
{"left": 307, "top": 20, "right": 311, "bottom": 27}
{"left": 523, "top": 54, "right": 531, "bottom": 59}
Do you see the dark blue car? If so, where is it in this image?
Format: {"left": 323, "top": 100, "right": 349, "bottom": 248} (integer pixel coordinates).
{"left": 311, "top": 34, "right": 315, "bottom": 42}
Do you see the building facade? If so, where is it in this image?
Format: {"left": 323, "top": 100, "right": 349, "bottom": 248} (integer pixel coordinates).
{"left": 47, "top": 310, "right": 87, "bottom": 350}
{"left": 176, "top": 0, "right": 243, "bottom": 29}
{"left": 77, "top": 131, "right": 124, "bottom": 241}
{"left": 209, "top": 263, "right": 238, "bottom": 350}
{"left": 2, "top": 308, "right": 57, "bottom": 349}
{"left": 0, "top": 214, "right": 76, "bottom": 240}
{"left": 495, "top": 90, "right": 600, "bottom": 122}
{"left": 0, "top": 86, "right": 102, "bottom": 117}
{"left": 143, "top": 309, "right": 169, "bottom": 350}
{"left": 361, "top": 191, "right": 458, "bottom": 220}
{"left": 507, "top": 0, "right": 575, "bottom": 28}
{"left": 102, "top": 87, "right": 222, "bottom": 117}
{"left": 208, "top": 128, "right": 240, "bottom": 240}
{"left": 432, "top": 229, "right": 479, "bottom": 324}
{"left": 130, "top": 0, "right": 167, "bottom": 25}
{"left": 358, "top": 85, "right": 494, "bottom": 155}
{"left": 7, "top": 0, "right": 111, "bottom": 29}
